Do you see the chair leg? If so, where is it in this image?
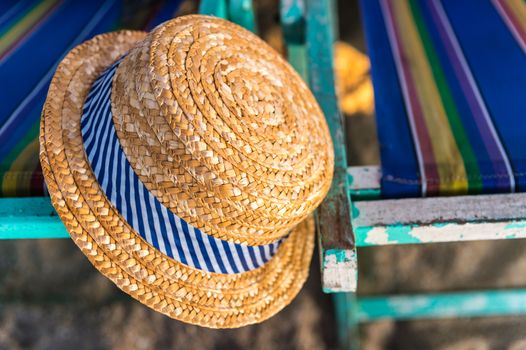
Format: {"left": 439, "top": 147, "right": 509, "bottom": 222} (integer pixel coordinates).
{"left": 334, "top": 293, "right": 360, "bottom": 350}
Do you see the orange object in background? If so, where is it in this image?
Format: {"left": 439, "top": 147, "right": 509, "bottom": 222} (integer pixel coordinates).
{"left": 334, "top": 41, "right": 374, "bottom": 116}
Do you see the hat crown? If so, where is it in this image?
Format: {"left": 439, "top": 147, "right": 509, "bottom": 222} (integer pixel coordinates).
{"left": 111, "top": 16, "right": 333, "bottom": 244}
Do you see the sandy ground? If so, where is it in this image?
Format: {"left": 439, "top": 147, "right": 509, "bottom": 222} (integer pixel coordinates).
{"left": 0, "top": 239, "right": 338, "bottom": 350}
{"left": 3, "top": 1, "right": 526, "bottom": 349}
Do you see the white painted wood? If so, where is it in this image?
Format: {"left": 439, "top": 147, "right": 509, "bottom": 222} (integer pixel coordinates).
{"left": 348, "top": 166, "right": 381, "bottom": 190}
{"left": 356, "top": 220, "right": 526, "bottom": 246}
{"left": 321, "top": 249, "right": 358, "bottom": 292}
{"left": 353, "top": 192, "right": 526, "bottom": 227}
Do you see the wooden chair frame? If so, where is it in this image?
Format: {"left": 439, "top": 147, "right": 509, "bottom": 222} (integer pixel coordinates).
{"left": 3, "top": 0, "right": 526, "bottom": 349}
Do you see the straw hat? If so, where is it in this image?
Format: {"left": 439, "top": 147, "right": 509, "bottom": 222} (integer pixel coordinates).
{"left": 40, "top": 15, "right": 333, "bottom": 328}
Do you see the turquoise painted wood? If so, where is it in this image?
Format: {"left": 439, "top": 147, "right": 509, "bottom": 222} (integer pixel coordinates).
{"left": 4, "top": 195, "right": 526, "bottom": 246}
{"left": 0, "top": 197, "right": 68, "bottom": 239}
{"left": 306, "top": 0, "right": 357, "bottom": 292}
{"left": 356, "top": 289, "right": 526, "bottom": 321}
{"left": 280, "top": 0, "right": 308, "bottom": 80}
{"left": 228, "top": 0, "right": 257, "bottom": 33}
{"left": 287, "top": 45, "right": 308, "bottom": 80}
{"left": 334, "top": 293, "right": 360, "bottom": 350}
{"left": 280, "top": 0, "right": 305, "bottom": 45}
{"left": 335, "top": 289, "right": 526, "bottom": 349}
{"left": 354, "top": 220, "right": 526, "bottom": 247}
{"left": 198, "top": 0, "right": 227, "bottom": 18}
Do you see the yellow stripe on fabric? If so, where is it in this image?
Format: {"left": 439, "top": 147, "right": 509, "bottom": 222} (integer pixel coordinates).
{"left": 507, "top": 0, "right": 526, "bottom": 30}
{"left": 2, "top": 138, "right": 39, "bottom": 196}
{"left": 392, "top": 0, "right": 468, "bottom": 194}
{"left": 0, "top": 0, "right": 58, "bottom": 54}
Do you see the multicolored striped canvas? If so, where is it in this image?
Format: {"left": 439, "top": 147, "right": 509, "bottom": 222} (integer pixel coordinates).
{"left": 0, "top": 0, "right": 182, "bottom": 197}
{"left": 361, "top": 0, "right": 526, "bottom": 198}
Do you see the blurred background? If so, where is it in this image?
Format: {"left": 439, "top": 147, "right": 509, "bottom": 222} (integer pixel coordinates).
{"left": 3, "top": 0, "right": 526, "bottom": 349}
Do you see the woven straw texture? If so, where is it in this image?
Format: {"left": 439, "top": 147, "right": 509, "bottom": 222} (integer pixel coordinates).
{"left": 112, "top": 15, "right": 333, "bottom": 245}
{"left": 40, "top": 15, "right": 332, "bottom": 328}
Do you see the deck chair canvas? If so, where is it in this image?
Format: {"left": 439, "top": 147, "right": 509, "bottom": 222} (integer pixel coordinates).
{"left": 326, "top": 0, "right": 526, "bottom": 349}
{"left": 3, "top": 0, "right": 526, "bottom": 347}
{"left": 0, "top": 0, "right": 183, "bottom": 198}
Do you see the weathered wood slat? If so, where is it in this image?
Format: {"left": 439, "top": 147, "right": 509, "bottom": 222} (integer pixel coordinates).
{"left": 306, "top": 0, "right": 357, "bottom": 293}
{"left": 355, "top": 289, "right": 526, "bottom": 321}
{"left": 347, "top": 166, "right": 380, "bottom": 191}
{"left": 334, "top": 288, "right": 526, "bottom": 349}
{"left": 355, "top": 192, "right": 526, "bottom": 227}
{"left": 228, "top": 0, "right": 257, "bottom": 33}
{"left": 4, "top": 187, "right": 526, "bottom": 247}
{"left": 198, "top": 0, "right": 227, "bottom": 18}
{"left": 281, "top": 0, "right": 308, "bottom": 81}
{"left": 0, "top": 197, "right": 68, "bottom": 239}
{"left": 355, "top": 219, "right": 526, "bottom": 246}
{"left": 354, "top": 192, "right": 526, "bottom": 246}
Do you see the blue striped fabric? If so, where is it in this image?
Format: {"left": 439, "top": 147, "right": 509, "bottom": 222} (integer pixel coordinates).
{"left": 361, "top": 0, "right": 526, "bottom": 197}
{"left": 80, "top": 59, "right": 283, "bottom": 274}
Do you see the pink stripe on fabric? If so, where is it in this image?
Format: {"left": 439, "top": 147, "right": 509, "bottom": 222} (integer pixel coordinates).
{"left": 431, "top": 0, "right": 515, "bottom": 192}
{"left": 380, "top": 0, "right": 442, "bottom": 196}
{"left": 493, "top": 0, "right": 526, "bottom": 55}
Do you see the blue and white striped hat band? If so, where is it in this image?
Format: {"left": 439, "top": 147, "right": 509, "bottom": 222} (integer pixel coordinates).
{"left": 81, "top": 58, "right": 283, "bottom": 274}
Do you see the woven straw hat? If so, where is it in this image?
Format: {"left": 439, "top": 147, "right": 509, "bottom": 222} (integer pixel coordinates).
{"left": 40, "top": 15, "right": 333, "bottom": 328}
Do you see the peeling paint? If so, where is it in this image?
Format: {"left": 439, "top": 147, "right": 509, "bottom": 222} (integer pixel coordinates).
{"left": 322, "top": 249, "right": 357, "bottom": 293}
{"left": 354, "top": 219, "right": 526, "bottom": 247}
{"left": 351, "top": 202, "right": 360, "bottom": 219}
{"left": 505, "top": 222, "right": 526, "bottom": 229}
{"left": 385, "top": 225, "right": 421, "bottom": 244}
{"left": 356, "top": 289, "right": 526, "bottom": 321}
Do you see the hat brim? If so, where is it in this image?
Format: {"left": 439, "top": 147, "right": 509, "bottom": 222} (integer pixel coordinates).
{"left": 39, "top": 30, "right": 315, "bottom": 328}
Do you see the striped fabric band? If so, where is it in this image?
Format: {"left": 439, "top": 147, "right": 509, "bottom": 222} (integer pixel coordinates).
{"left": 361, "top": 0, "right": 526, "bottom": 198}
{"left": 80, "top": 59, "right": 283, "bottom": 274}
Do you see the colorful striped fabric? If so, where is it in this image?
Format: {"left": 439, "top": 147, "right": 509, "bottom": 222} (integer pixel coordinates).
{"left": 494, "top": 0, "right": 526, "bottom": 54}
{"left": 0, "top": 0, "right": 182, "bottom": 197}
{"left": 361, "top": 0, "right": 526, "bottom": 198}
{"left": 81, "top": 60, "right": 282, "bottom": 273}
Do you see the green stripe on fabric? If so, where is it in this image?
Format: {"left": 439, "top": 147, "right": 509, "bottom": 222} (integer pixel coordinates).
{"left": 408, "top": 0, "right": 482, "bottom": 193}
{"left": 0, "top": 1, "right": 40, "bottom": 37}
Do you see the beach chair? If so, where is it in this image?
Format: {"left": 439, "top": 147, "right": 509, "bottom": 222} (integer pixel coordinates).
{"left": 4, "top": 0, "right": 526, "bottom": 348}
{"left": 331, "top": 0, "right": 526, "bottom": 349}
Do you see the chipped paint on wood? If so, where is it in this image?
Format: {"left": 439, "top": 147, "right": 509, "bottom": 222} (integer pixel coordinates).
{"left": 306, "top": 0, "right": 357, "bottom": 294}
{"left": 347, "top": 166, "right": 381, "bottom": 191}
{"left": 354, "top": 192, "right": 526, "bottom": 228}
{"left": 505, "top": 223, "right": 526, "bottom": 229}
{"left": 356, "top": 289, "right": 526, "bottom": 321}
{"left": 354, "top": 219, "right": 526, "bottom": 246}
{"left": 322, "top": 249, "right": 357, "bottom": 293}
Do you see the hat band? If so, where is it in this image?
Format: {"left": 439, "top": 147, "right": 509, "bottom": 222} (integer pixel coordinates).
{"left": 80, "top": 59, "right": 283, "bottom": 274}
